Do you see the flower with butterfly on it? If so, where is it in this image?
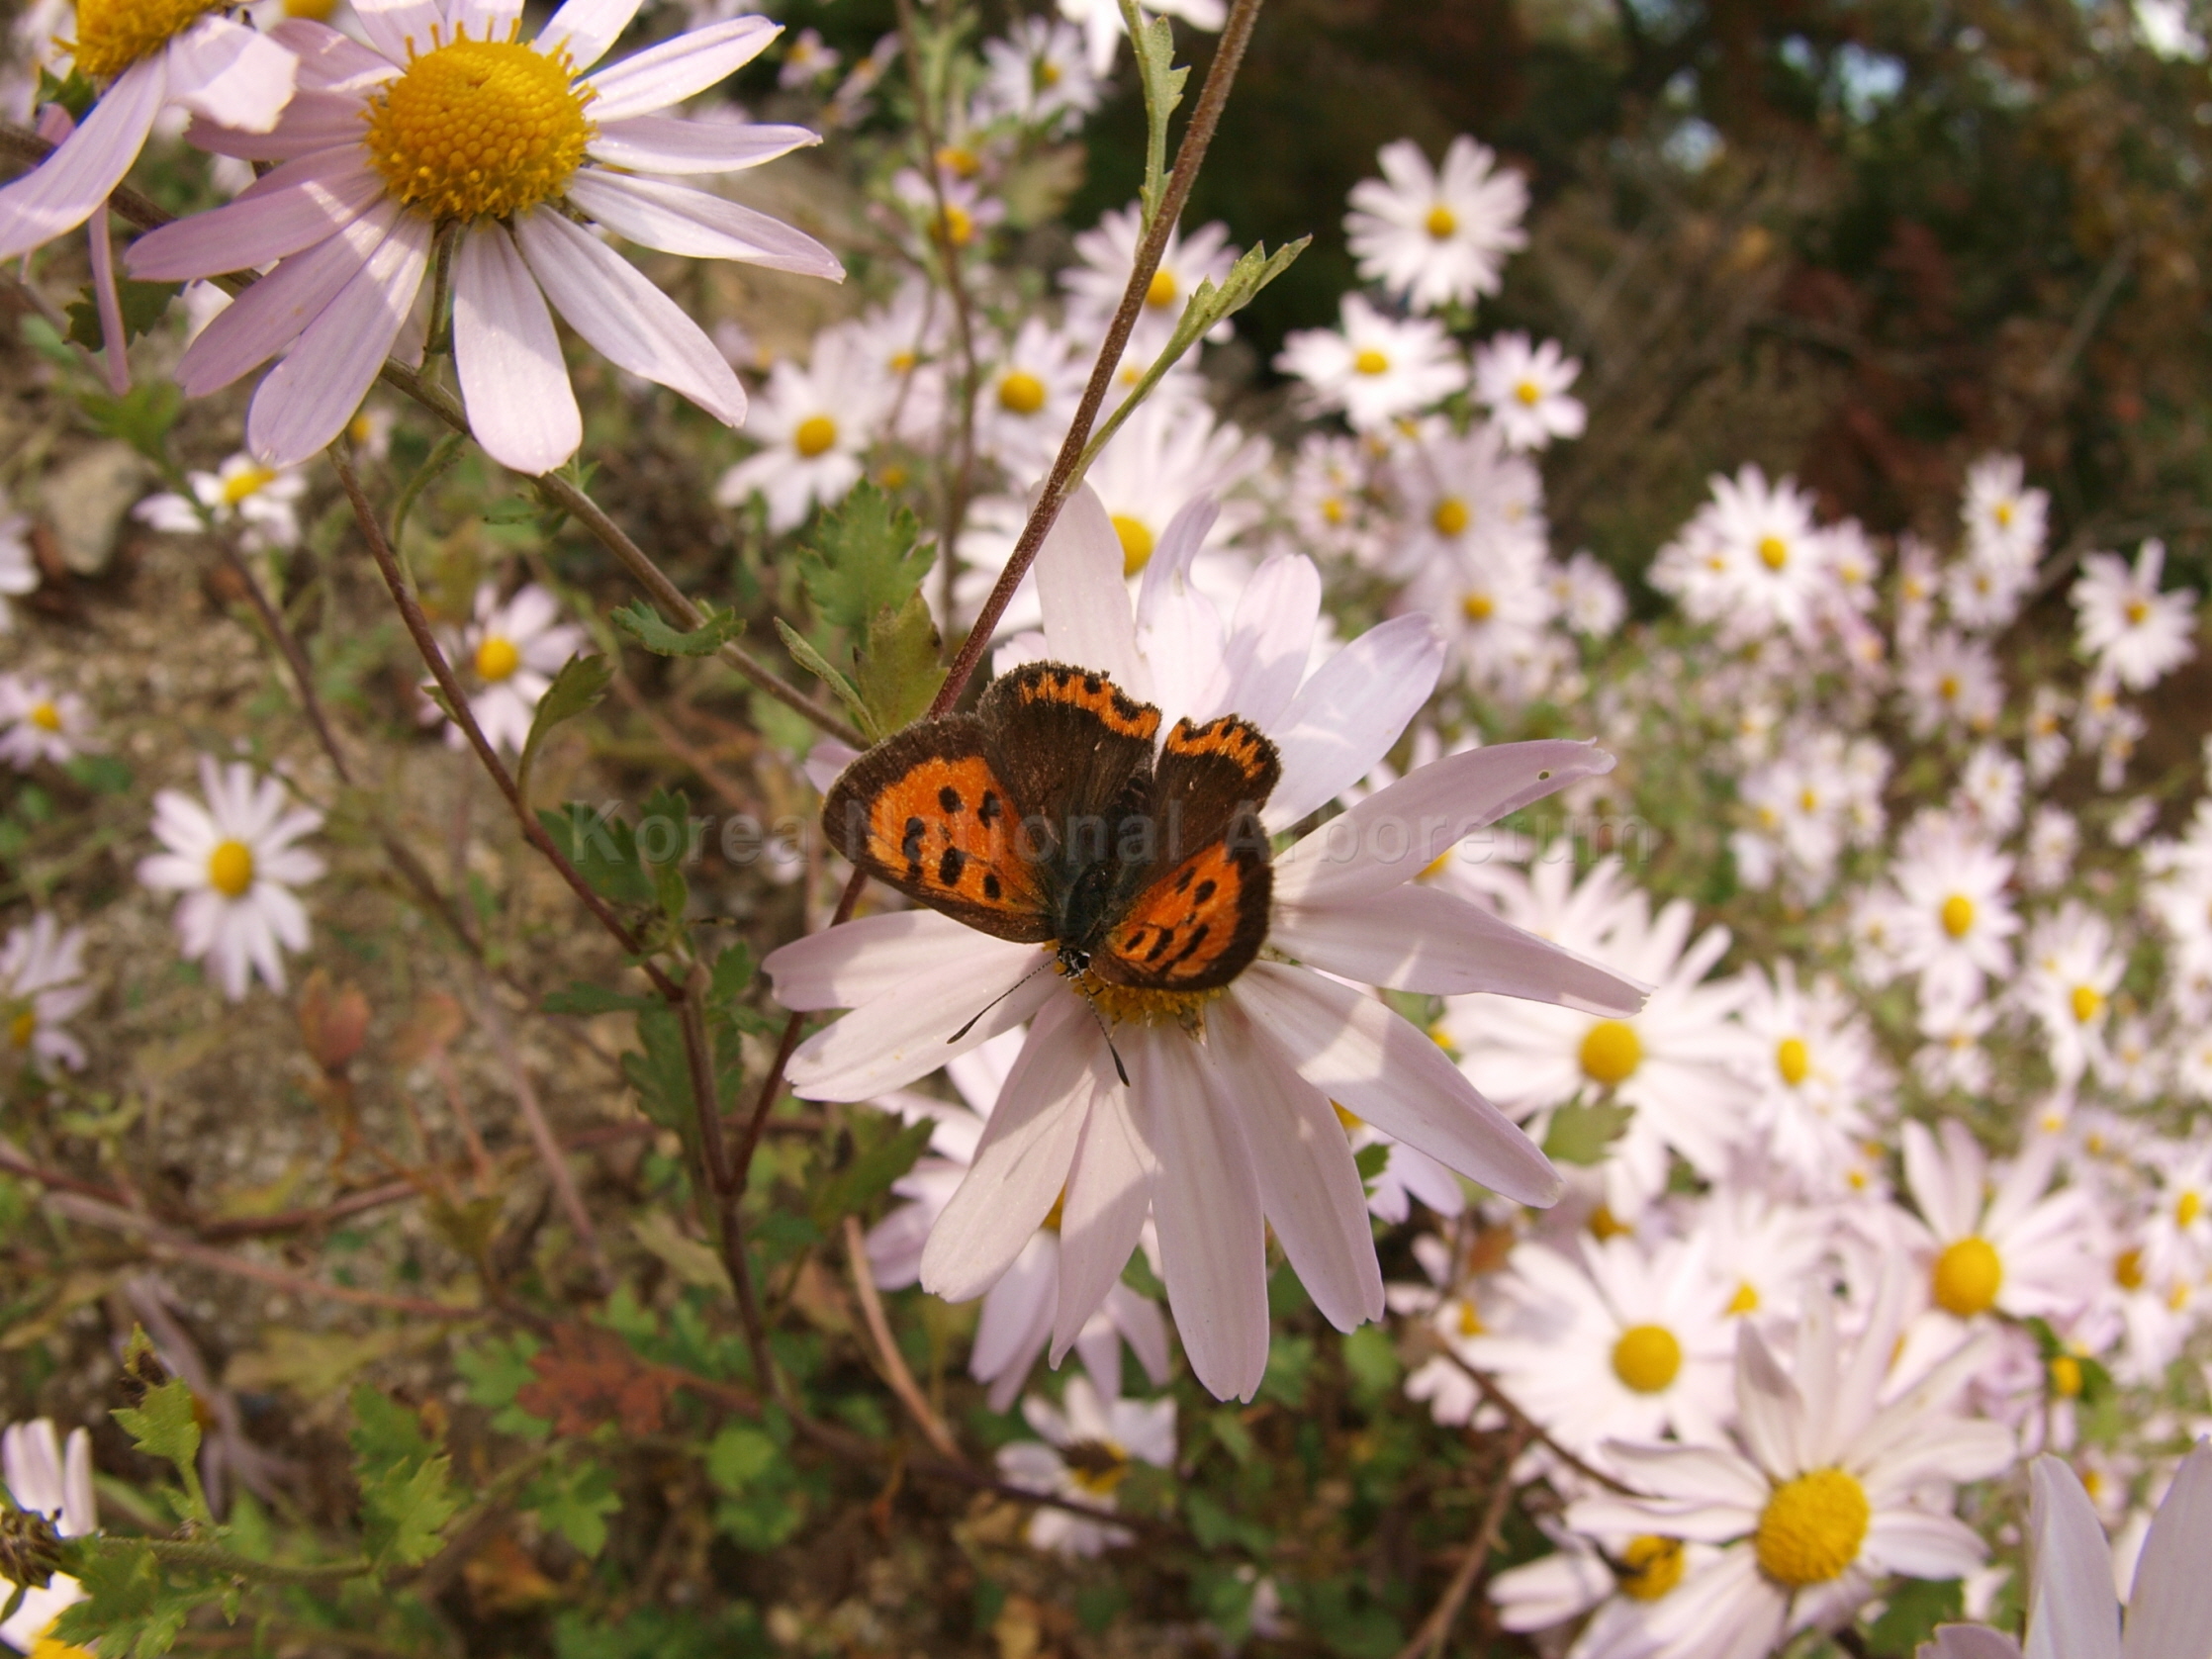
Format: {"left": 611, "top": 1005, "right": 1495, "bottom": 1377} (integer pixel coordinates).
{"left": 765, "top": 485, "right": 1644, "bottom": 1401}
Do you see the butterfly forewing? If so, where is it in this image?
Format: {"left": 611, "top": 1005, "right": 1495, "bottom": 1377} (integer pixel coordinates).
{"left": 981, "top": 663, "right": 1163, "bottom": 854}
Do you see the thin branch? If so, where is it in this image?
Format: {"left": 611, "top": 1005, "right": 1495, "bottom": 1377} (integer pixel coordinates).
{"left": 843, "top": 1215, "right": 963, "bottom": 1460}
{"left": 1437, "top": 1350, "right": 1632, "bottom": 1495}
{"left": 1391, "top": 1423, "right": 1530, "bottom": 1659}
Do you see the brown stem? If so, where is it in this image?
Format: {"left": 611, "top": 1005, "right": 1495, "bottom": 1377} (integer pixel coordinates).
{"left": 470, "top": 976, "right": 612, "bottom": 1292}
{"left": 843, "top": 1215, "right": 963, "bottom": 1460}
{"left": 1437, "top": 1350, "right": 1631, "bottom": 1495}
{"left": 1391, "top": 1424, "right": 1531, "bottom": 1659}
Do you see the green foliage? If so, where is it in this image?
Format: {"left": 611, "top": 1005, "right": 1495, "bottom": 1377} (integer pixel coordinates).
{"left": 609, "top": 601, "right": 746, "bottom": 658}
{"left": 542, "top": 982, "right": 658, "bottom": 1016}
{"left": 1116, "top": 0, "right": 1187, "bottom": 229}
{"left": 78, "top": 380, "right": 181, "bottom": 462}
{"left": 796, "top": 484, "right": 934, "bottom": 630}
{"left": 64, "top": 281, "right": 179, "bottom": 356}
{"left": 705, "top": 1418, "right": 807, "bottom": 1549}
{"left": 456, "top": 1335, "right": 554, "bottom": 1439}
{"left": 1544, "top": 1099, "right": 1635, "bottom": 1164}
{"left": 852, "top": 593, "right": 946, "bottom": 735}
{"left": 348, "top": 1385, "right": 459, "bottom": 1571}
{"left": 516, "top": 653, "right": 610, "bottom": 804}
{"left": 1864, "top": 1578, "right": 1963, "bottom": 1657}
{"left": 807, "top": 1114, "right": 934, "bottom": 1232}
{"left": 49, "top": 1541, "right": 196, "bottom": 1659}
{"left": 34, "top": 64, "right": 96, "bottom": 120}
{"left": 538, "top": 802, "right": 653, "bottom": 905}
{"left": 520, "top": 1456, "right": 621, "bottom": 1557}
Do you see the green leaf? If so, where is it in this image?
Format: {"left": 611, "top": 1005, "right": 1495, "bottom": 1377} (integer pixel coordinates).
{"left": 543, "top": 982, "right": 658, "bottom": 1017}
{"left": 49, "top": 1540, "right": 194, "bottom": 1659}
{"left": 516, "top": 653, "right": 610, "bottom": 805}
{"left": 348, "top": 1382, "right": 433, "bottom": 1471}
{"left": 78, "top": 380, "right": 181, "bottom": 462}
{"left": 455, "top": 1335, "right": 552, "bottom": 1439}
{"left": 35, "top": 64, "right": 97, "bottom": 121}
{"left": 1341, "top": 1326, "right": 1401, "bottom": 1406}
{"left": 795, "top": 484, "right": 934, "bottom": 630}
{"left": 112, "top": 1334, "right": 203, "bottom": 1489}
{"left": 852, "top": 591, "right": 946, "bottom": 734}
{"left": 63, "top": 754, "right": 134, "bottom": 793}
{"left": 1258, "top": 1333, "right": 1316, "bottom": 1408}
{"left": 65, "top": 280, "right": 179, "bottom": 354}
{"left": 538, "top": 802, "right": 653, "bottom": 904}
{"left": 1864, "top": 1578, "right": 1963, "bottom": 1657}
{"left": 1543, "top": 1100, "right": 1634, "bottom": 1165}
{"left": 808, "top": 1115, "right": 934, "bottom": 1231}
{"left": 1352, "top": 1141, "right": 1390, "bottom": 1185}
{"left": 522, "top": 1457, "right": 621, "bottom": 1557}
{"left": 1116, "top": 0, "right": 1187, "bottom": 228}
{"left": 622, "top": 1008, "right": 697, "bottom": 1137}
{"left": 774, "top": 618, "right": 875, "bottom": 740}
{"left": 610, "top": 600, "right": 747, "bottom": 658}
{"left": 704, "top": 1424, "right": 779, "bottom": 1494}
{"left": 360, "top": 1453, "right": 459, "bottom": 1569}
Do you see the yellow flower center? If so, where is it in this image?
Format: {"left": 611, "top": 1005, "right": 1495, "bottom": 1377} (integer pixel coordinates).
{"left": 1726, "top": 1280, "right": 1760, "bottom": 1315}
{"left": 1425, "top": 204, "right": 1456, "bottom": 239}
{"left": 1145, "top": 268, "right": 1179, "bottom": 309}
{"left": 2178, "top": 1190, "right": 2202, "bottom": 1228}
{"left": 2071, "top": 984, "right": 2103, "bottom": 1024}
{"left": 1460, "top": 592, "right": 1494, "bottom": 622}
{"left": 1072, "top": 966, "right": 1223, "bottom": 1029}
{"left": 2115, "top": 1247, "right": 2145, "bottom": 1289}
{"left": 1579, "top": 1020, "right": 1642, "bottom": 1086}
{"left": 1320, "top": 496, "right": 1346, "bottom": 525}
{"left": 1352, "top": 348, "right": 1391, "bottom": 376}
{"left": 1037, "top": 58, "right": 1061, "bottom": 87}
{"left": 475, "top": 634, "right": 520, "bottom": 683}
{"left": 889, "top": 349, "right": 917, "bottom": 375}
{"left": 1754, "top": 1468, "right": 1869, "bottom": 1588}
{"left": 2049, "top": 1354, "right": 2082, "bottom": 1398}
{"left": 996, "top": 370, "right": 1047, "bottom": 415}
{"left": 364, "top": 31, "right": 596, "bottom": 224}
{"left": 1619, "top": 1535, "right": 1685, "bottom": 1602}
{"left": 1939, "top": 893, "right": 1976, "bottom": 939}
{"left": 28, "top": 700, "right": 62, "bottom": 733}
{"left": 1757, "top": 534, "right": 1789, "bottom": 571}
{"left": 1063, "top": 1437, "right": 1131, "bottom": 1498}
{"left": 1992, "top": 502, "right": 2013, "bottom": 527}
{"left": 793, "top": 414, "right": 839, "bottom": 458}
{"left": 940, "top": 203, "right": 974, "bottom": 245}
{"left": 1588, "top": 1204, "right": 1631, "bottom": 1241}
{"left": 1041, "top": 1189, "right": 1064, "bottom": 1233}
{"left": 1931, "top": 1236, "right": 2002, "bottom": 1317}
{"left": 31, "top": 1631, "right": 102, "bottom": 1659}
{"left": 68, "top": 0, "right": 220, "bottom": 77}
{"left": 207, "top": 838, "right": 255, "bottom": 898}
{"left": 876, "top": 463, "right": 909, "bottom": 491}
{"left": 221, "top": 464, "right": 279, "bottom": 507}
{"left": 1454, "top": 1299, "right": 1483, "bottom": 1337}
{"left": 935, "top": 143, "right": 979, "bottom": 177}
{"left": 1332, "top": 1102, "right": 1363, "bottom": 1133}
{"left": 1514, "top": 379, "right": 1542, "bottom": 406}
{"left": 1110, "top": 514, "right": 1154, "bottom": 578}
{"left": 1431, "top": 498, "right": 1470, "bottom": 537}
{"left": 1775, "top": 1036, "right": 1809, "bottom": 1086}
{"left": 1938, "top": 673, "right": 1962, "bottom": 702}
{"left": 8, "top": 1007, "right": 35, "bottom": 1049}
{"left": 2126, "top": 599, "right": 2150, "bottom": 625}
{"left": 285, "top": 0, "right": 338, "bottom": 18}
{"left": 1611, "top": 1324, "right": 1682, "bottom": 1394}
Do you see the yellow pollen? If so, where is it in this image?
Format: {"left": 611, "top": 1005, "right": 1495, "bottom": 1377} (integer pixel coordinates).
{"left": 285, "top": 0, "right": 338, "bottom": 18}
{"left": 1588, "top": 1204, "right": 1631, "bottom": 1241}
{"left": 2173, "top": 1280, "right": 2193, "bottom": 1312}
{"left": 207, "top": 838, "right": 255, "bottom": 898}
{"left": 1940, "top": 893, "right": 1976, "bottom": 939}
{"left": 68, "top": 0, "right": 220, "bottom": 76}
{"left": 1110, "top": 514, "right": 1154, "bottom": 578}
{"left": 2116, "top": 1247, "right": 2145, "bottom": 1289}
{"left": 364, "top": 31, "right": 595, "bottom": 224}
{"left": 1320, "top": 496, "right": 1347, "bottom": 526}
{"left": 1424, "top": 204, "right": 1456, "bottom": 238}
{"left": 889, "top": 350, "right": 917, "bottom": 375}
{"left": 474, "top": 634, "right": 520, "bottom": 683}
{"left": 2071, "top": 984, "right": 2103, "bottom": 1024}
{"left": 1332, "top": 1102, "right": 1364, "bottom": 1134}
{"left": 1460, "top": 592, "right": 1495, "bottom": 622}
{"left": 1757, "top": 534, "right": 1789, "bottom": 570}
{"left": 1072, "top": 965, "right": 1224, "bottom": 1028}
{"left": 1432, "top": 498, "right": 1470, "bottom": 537}
{"left": 2178, "top": 1191, "right": 2202, "bottom": 1229}
{"left": 1062, "top": 1438, "right": 1131, "bottom": 1498}
{"left": 31, "top": 1633, "right": 102, "bottom": 1659}
{"left": 1579, "top": 1020, "right": 1642, "bottom": 1086}
{"left": 935, "top": 144, "right": 979, "bottom": 177}
{"left": 1145, "top": 269, "right": 1179, "bottom": 309}
{"left": 2126, "top": 599, "right": 2150, "bottom": 625}
{"left": 1514, "top": 379, "right": 1542, "bottom": 407}
{"left": 1041, "top": 1189, "right": 1065, "bottom": 1233}
{"left": 940, "top": 203, "right": 974, "bottom": 245}
{"left": 793, "top": 415, "right": 839, "bottom": 458}
{"left": 1352, "top": 348, "right": 1391, "bottom": 376}
{"left": 1775, "top": 1037, "right": 1810, "bottom": 1087}
{"left": 1619, "top": 1536, "right": 1685, "bottom": 1602}
{"left": 8, "top": 1008, "right": 34, "bottom": 1049}
{"left": 1611, "top": 1325, "right": 1682, "bottom": 1394}
{"left": 1938, "top": 673, "right": 1962, "bottom": 701}
{"left": 1037, "top": 58, "right": 1061, "bottom": 87}
{"left": 1798, "top": 787, "right": 1818, "bottom": 812}
{"left": 1993, "top": 502, "right": 2013, "bottom": 527}
{"left": 2049, "top": 1354, "right": 2083, "bottom": 1398}
{"left": 996, "top": 370, "right": 1047, "bottom": 415}
{"left": 1932, "top": 1236, "right": 2002, "bottom": 1317}
{"left": 1726, "top": 1280, "right": 1760, "bottom": 1315}
{"left": 1755, "top": 1468, "right": 1869, "bottom": 1588}
{"left": 1454, "top": 1299, "right": 1483, "bottom": 1337}
{"left": 221, "top": 464, "right": 279, "bottom": 507}
{"left": 27, "top": 701, "right": 61, "bottom": 733}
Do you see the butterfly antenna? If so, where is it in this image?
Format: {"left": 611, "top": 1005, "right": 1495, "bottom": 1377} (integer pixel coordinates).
{"left": 1072, "top": 991, "right": 1130, "bottom": 1086}
{"left": 948, "top": 959, "right": 1055, "bottom": 1046}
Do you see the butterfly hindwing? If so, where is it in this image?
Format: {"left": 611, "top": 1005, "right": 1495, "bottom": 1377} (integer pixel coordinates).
{"left": 1146, "top": 713, "right": 1282, "bottom": 865}
{"left": 1093, "top": 807, "right": 1272, "bottom": 990}
{"left": 980, "top": 663, "right": 1162, "bottom": 855}
{"left": 821, "top": 718, "right": 1053, "bottom": 942}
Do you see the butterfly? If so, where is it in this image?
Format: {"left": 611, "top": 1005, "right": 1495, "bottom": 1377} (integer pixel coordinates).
{"left": 822, "top": 660, "right": 1282, "bottom": 1025}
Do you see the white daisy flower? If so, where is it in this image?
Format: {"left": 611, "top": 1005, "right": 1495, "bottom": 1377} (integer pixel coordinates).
{"left": 2018, "top": 901, "right": 2126, "bottom": 1088}
{"left": 0, "top": 1419, "right": 97, "bottom": 1653}
{"left": 1564, "top": 1271, "right": 2014, "bottom": 1659}
{"left": 714, "top": 323, "right": 893, "bottom": 531}
{"left": 1343, "top": 136, "right": 1527, "bottom": 313}
{"left": 1911, "top": 997, "right": 1996, "bottom": 1096}
{"left": 1055, "top": 0, "right": 1223, "bottom": 76}
{"left": 1898, "top": 629, "right": 2003, "bottom": 739}
{"left": 1961, "top": 452, "right": 2048, "bottom": 568}
{"left": 1553, "top": 551, "right": 1627, "bottom": 638}
{"left": 138, "top": 756, "right": 325, "bottom": 1000}
{"left": 0, "top": 676, "right": 93, "bottom": 771}
{"left": 1472, "top": 331, "right": 1586, "bottom": 451}
{"left": 2026, "top": 686, "right": 2073, "bottom": 784}
{"left": 979, "top": 16, "right": 1103, "bottom": 135}
{"left": 1334, "top": 1102, "right": 1464, "bottom": 1225}
{"left": 1733, "top": 963, "right": 1889, "bottom": 1200}
{"left": 975, "top": 317, "right": 1087, "bottom": 483}
{"left": 1896, "top": 1119, "right": 2103, "bottom": 1334}
{"left": 421, "top": 582, "right": 586, "bottom": 755}
{"left": 1276, "top": 294, "right": 1469, "bottom": 432}
{"left": 994, "top": 1375, "right": 1175, "bottom": 1556}
{"left": 1881, "top": 812, "right": 2018, "bottom": 1017}
{"left": 0, "top": 914, "right": 94, "bottom": 1074}
{"left": 843, "top": 276, "right": 950, "bottom": 449}
{"left": 768, "top": 488, "right": 1643, "bottom": 1400}
{"left": 1959, "top": 742, "right": 2024, "bottom": 837}
{"left": 1383, "top": 416, "right": 1546, "bottom": 580}
{"left": 133, "top": 451, "right": 310, "bottom": 553}
{"left": 1491, "top": 1524, "right": 1722, "bottom": 1658}
{"left": 2073, "top": 539, "right": 2197, "bottom": 691}
{"left": 1060, "top": 201, "right": 1238, "bottom": 372}
{"left": 125, "top": 1, "right": 841, "bottom": 474}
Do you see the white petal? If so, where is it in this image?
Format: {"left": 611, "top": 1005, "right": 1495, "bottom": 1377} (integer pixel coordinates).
{"left": 452, "top": 224, "right": 582, "bottom": 474}
{"left": 1732, "top": 1321, "right": 1806, "bottom": 1480}
{"left": 970, "top": 1233, "right": 1057, "bottom": 1407}
{"left": 1210, "top": 552, "right": 1322, "bottom": 730}
{"left": 580, "top": 16, "right": 780, "bottom": 123}
{"left": 919, "top": 995, "right": 1099, "bottom": 1301}
{"left": 763, "top": 910, "right": 1002, "bottom": 1010}
{"left": 1260, "top": 614, "right": 1444, "bottom": 832}
{"left": 783, "top": 940, "right": 1054, "bottom": 1101}
{"left": 1273, "top": 885, "right": 1643, "bottom": 1014}
{"left": 2122, "top": 1439, "right": 2212, "bottom": 1659}
{"left": 512, "top": 206, "right": 747, "bottom": 425}
{"left": 349, "top": 0, "right": 443, "bottom": 66}
{"left": 164, "top": 16, "right": 299, "bottom": 134}
{"left": 0, "top": 56, "right": 165, "bottom": 261}
{"left": 1233, "top": 963, "right": 1561, "bottom": 1207}
{"left": 535, "top": 0, "right": 644, "bottom": 72}
{"left": 1052, "top": 1064, "right": 1156, "bottom": 1364}
{"left": 2026, "top": 1456, "right": 2121, "bottom": 1659}
{"left": 1035, "top": 483, "right": 1147, "bottom": 694}
{"left": 1211, "top": 995, "right": 1383, "bottom": 1331}
{"left": 1864, "top": 1508, "right": 1987, "bottom": 1580}
{"left": 268, "top": 18, "right": 395, "bottom": 91}
{"left": 564, "top": 170, "right": 842, "bottom": 278}
{"left": 1143, "top": 1029, "right": 1269, "bottom": 1402}
{"left": 587, "top": 115, "right": 819, "bottom": 174}
{"left": 1597, "top": 1442, "right": 1771, "bottom": 1510}
{"left": 1274, "top": 739, "right": 1619, "bottom": 904}
{"left": 246, "top": 207, "right": 429, "bottom": 466}
{"left": 127, "top": 149, "right": 383, "bottom": 280}
{"left": 1932, "top": 1630, "right": 2025, "bottom": 1659}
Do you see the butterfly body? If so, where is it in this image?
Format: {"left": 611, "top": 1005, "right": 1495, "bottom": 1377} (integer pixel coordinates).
{"left": 823, "top": 662, "right": 1282, "bottom": 999}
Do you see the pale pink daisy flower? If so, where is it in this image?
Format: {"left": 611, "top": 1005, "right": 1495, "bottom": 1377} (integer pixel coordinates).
{"left": 1060, "top": 201, "right": 1238, "bottom": 370}
{"left": 995, "top": 1375, "right": 1174, "bottom": 1556}
{"left": 1898, "top": 628, "right": 2004, "bottom": 739}
{"left": 138, "top": 756, "right": 324, "bottom": 999}
{"left": 1897, "top": 1118, "right": 2103, "bottom": 1332}
{"left": 713, "top": 322, "right": 894, "bottom": 531}
{"left": 767, "top": 488, "right": 1643, "bottom": 1400}
{"left": 1344, "top": 136, "right": 1528, "bottom": 313}
{"left": 0, "top": 676, "right": 94, "bottom": 771}
{"left": 0, "top": 0, "right": 295, "bottom": 262}
{"left": 1881, "top": 812, "right": 2018, "bottom": 1017}
{"left": 1276, "top": 293, "right": 1469, "bottom": 432}
{"left": 126, "top": 0, "right": 840, "bottom": 474}
{"left": 2073, "top": 539, "right": 2198, "bottom": 691}
{"left": 133, "top": 450, "right": 310, "bottom": 552}
{"left": 0, "top": 1419, "right": 96, "bottom": 1653}
{"left": 422, "top": 582, "right": 586, "bottom": 754}
{"left": 1472, "top": 331, "right": 1585, "bottom": 451}
{"left": 1960, "top": 452, "right": 2048, "bottom": 568}
{"left": 0, "top": 913, "right": 94, "bottom": 1073}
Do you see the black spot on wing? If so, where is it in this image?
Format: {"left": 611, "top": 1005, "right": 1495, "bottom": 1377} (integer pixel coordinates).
{"left": 938, "top": 846, "right": 967, "bottom": 887}
{"left": 939, "top": 785, "right": 963, "bottom": 813}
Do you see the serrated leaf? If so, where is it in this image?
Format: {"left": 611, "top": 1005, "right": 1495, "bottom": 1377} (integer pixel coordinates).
{"left": 610, "top": 600, "right": 746, "bottom": 658}
{"left": 521, "top": 1458, "right": 621, "bottom": 1557}
{"left": 65, "top": 279, "right": 178, "bottom": 353}
{"left": 36, "top": 65, "right": 96, "bottom": 121}
{"left": 853, "top": 591, "right": 945, "bottom": 734}
{"left": 49, "top": 1540, "right": 193, "bottom": 1659}
{"left": 1118, "top": 0, "right": 1187, "bottom": 228}
{"left": 113, "top": 1379, "right": 202, "bottom": 1479}
{"left": 808, "top": 1115, "right": 934, "bottom": 1230}
{"left": 455, "top": 1335, "right": 552, "bottom": 1439}
{"left": 348, "top": 1382, "right": 434, "bottom": 1473}
{"left": 78, "top": 380, "right": 180, "bottom": 462}
{"left": 538, "top": 802, "right": 652, "bottom": 904}
{"left": 632, "top": 1211, "right": 730, "bottom": 1292}
{"left": 704, "top": 1424, "right": 779, "bottom": 1494}
{"left": 774, "top": 619, "right": 875, "bottom": 740}
{"left": 361, "top": 1452, "right": 459, "bottom": 1569}
{"left": 516, "top": 652, "right": 610, "bottom": 805}
{"left": 621, "top": 1007, "right": 695, "bottom": 1136}
{"left": 796, "top": 484, "right": 934, "bottom": 630}
{"left": 1542, "top": 1100, "right": 1633, "bottom": 1165}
